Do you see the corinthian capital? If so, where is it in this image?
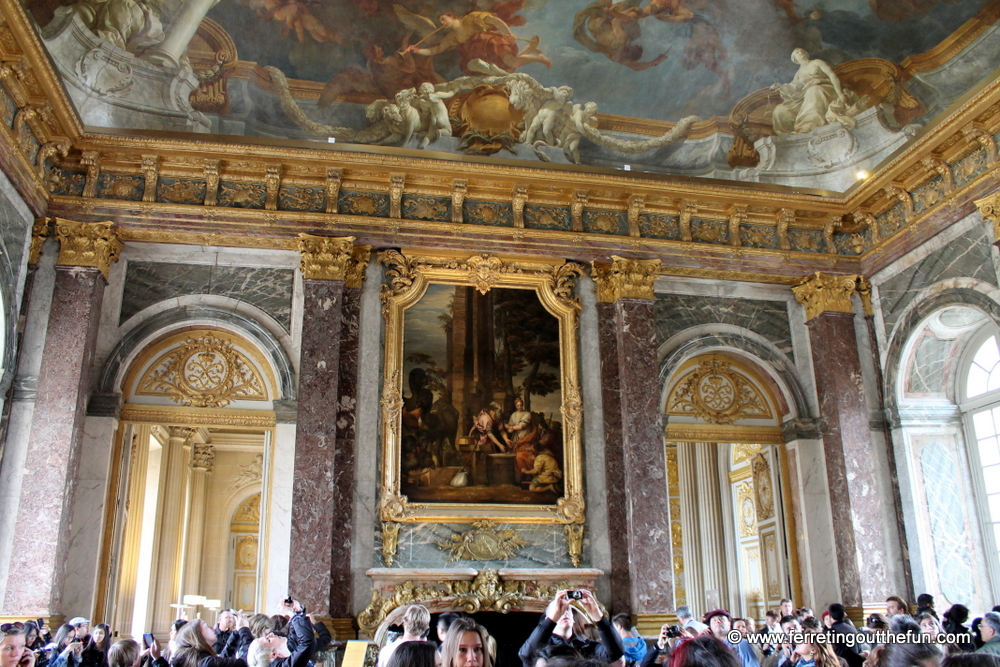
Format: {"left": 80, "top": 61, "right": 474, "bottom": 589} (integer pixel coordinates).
{"left": 976, "top": 192, "right": 1000, "bottom": 243}
{"left": 792, "top": 272, "right": 866, "bottom": 321}
{"left": 191, "top": 444, "right": 215, "bottom": 472}
{"left": 54, "top": 219, "right": 122, "bottom": 279}
{"left": 298, "top": 234, "right": 371, "bottom": 286}
{"left": 590, "top": 255, "right": 660, "bottom": 302}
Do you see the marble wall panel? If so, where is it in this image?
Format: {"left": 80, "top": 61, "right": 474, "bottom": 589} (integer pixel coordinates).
{"left": 375, "top": 523, "right": 574, "bottom": 568}
{"left": 0, "top": 193, "right": 29, "bottom": 282}
{"left": 120, "top": 261, "right": 295, "bottom": 329}
{"left": 906, "top": 332, "right": 951, "bottom": 395}
{"left": 878, "top": 224, "right": 997, "bottom": 336}
{"left": 654, "top": 293, "right": 793, "bottom": 358}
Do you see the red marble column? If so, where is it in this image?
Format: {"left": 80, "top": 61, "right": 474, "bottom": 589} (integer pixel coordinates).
{"left": 594, "top": 258, "right": 673, "bottom": 615}
{"left": 3, "top": 220, "right": 118, "bottom": 615}
{"left": 290, "top": 237, "right": 367, "bottom": 618}
{"left": 796, "top": 274, "right": 894, "bottom": 607}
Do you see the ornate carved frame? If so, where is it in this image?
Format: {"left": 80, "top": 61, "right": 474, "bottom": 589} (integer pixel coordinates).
{"left": 377, "top": 250, "right": 586, "bottom": 526}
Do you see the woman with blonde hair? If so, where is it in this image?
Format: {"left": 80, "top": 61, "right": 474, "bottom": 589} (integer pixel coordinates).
{"left": 170, "top": 620, "right": 246, "bottom": 667}
{"left": 441, "top": 618, "right": 492, "bottom": 667}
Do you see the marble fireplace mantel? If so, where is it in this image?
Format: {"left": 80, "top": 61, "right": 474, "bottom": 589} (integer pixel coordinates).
{"left": 358, "top": 567, "right": 604, "bottom": 639}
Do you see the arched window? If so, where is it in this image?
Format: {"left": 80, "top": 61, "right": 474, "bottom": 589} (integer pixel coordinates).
{"left": 960, "top": 331, "right": 1000, "bottom": 583}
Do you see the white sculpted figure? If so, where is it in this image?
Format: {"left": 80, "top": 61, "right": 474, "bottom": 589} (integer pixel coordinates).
{"left": 62, "top": 0, "right": 169, "bottom": 51}
{"left": 416, "top": 82, "right": 456, "bottom": 148}
{"left": 770, "top": 48, "right": 862, "bottom": 134}
{"left": 561, "top": 101, "right": 598, "bottom": 164}
{"left": 523, "top": 85, "right": 573, "bottom": 147}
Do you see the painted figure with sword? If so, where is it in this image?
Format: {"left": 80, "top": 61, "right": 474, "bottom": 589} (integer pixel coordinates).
{"left": 394, "top": 3, "right": 551, "bottom": 75}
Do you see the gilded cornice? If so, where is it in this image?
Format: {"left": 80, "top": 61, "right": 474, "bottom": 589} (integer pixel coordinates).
{"left": 54, "top": 219, "right": 121, "bottom": 278}
{"left": 792, "top": 272, "right": 866, "bottom": 322}
{"left": 298, "top": 234, "right": 370, "bottom": 285}
{"left": 0, "top": 0, "right": 998, "bottom": 282}
{"left": 591, "top": 256, "right": 661, "bottom": 302}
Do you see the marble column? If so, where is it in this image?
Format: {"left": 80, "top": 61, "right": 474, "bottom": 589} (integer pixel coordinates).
{"left": 676, "top": 442, "right": 705, "bottom": 615}
{"left": 290, "top": 236, "right": 369, "bottom": 618}
{"left": 114, "top": 424, "right": 152, "bottom": 638}
{"left": 792, "top": 273, "right": 894, "bottom": 608}
{"left": 593, "top": 256, "right": 673, "bottom": 615}
{"left": 694, "top": 443, "right": 728, "bottom": 609}
{"left": 2, "top": 220, "right": 120, "bottom": 616}
{"left": 182, "top": 443, "right": 214, "bottom": 599}
{"left": 151, "top": 427, "right": 194, "bottom": 634}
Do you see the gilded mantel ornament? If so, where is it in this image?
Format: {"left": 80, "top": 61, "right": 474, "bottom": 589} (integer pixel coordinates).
{"left": 591, "top": 256, "right": 661, "bottom": 302}
{"left": 54, "top": 219, "right": 122, "bottom": 279}
{"left": 976, "top": 192, "right": 1000, "bottom": 243}
{"left": 791, "top": 272, "right": 867, "bottom": 321}
{"left": 298, "top": 234, "right": 371, "bottom": 286}
{"left": 437, "top": 520, "right": 530, "bottom": 562}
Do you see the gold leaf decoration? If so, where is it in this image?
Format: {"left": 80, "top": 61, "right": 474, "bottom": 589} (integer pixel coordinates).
{"left": 752, "top": 453, "right": 775, "bottom": 520}
{"left": 136, "top": 333, "right": 267, "bottom": 407}
{"left": 436, "top": 520, "right": 530, "bottom": 561}
{"left": 666, "top": 357, "right": 772, "bottom": 424}
{"left": 234, "top": 493, "right": 261, "bottom": 523}
{"left": 738, "top": 481, "right": 757, "bottom": 537}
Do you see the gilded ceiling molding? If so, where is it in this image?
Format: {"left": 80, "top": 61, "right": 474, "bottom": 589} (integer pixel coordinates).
{"left": 976, "top": 192, "right": 1000, "bottom": 242}
{"left": 792, "top": 272, "right": 866, "bottom": 321}
{"left": 666, "top": 357, "right": 773, "bottom": 425}
{"left": 54, "top": 219, "right": 121, "bottom": 278}
{"left": 591, "top": 255, "right": 661, "bottom": 302}
{"left": 298, "top": 234, "right": 371, "bottom": 286}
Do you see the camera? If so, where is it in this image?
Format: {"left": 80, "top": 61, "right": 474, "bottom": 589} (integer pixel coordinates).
{"left": 664, "top": 626, "right": 682, "bottom": 638}
{"left": 142, "top": 634, "right": 154, "bottom": 649}
{"left": 567, "top": 590, "right": 584, "bottom": 600}
{"left": 283, "top": 596, "right": 294, "bottom": 606}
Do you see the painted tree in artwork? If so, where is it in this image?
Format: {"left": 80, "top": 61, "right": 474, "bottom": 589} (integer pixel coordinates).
{"left": 493, "top": 288, "right": 560, "bottom": 412}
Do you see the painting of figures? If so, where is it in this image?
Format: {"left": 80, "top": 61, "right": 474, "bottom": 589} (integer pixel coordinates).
{"left": 399, "top": 283, "right": 564, "bottom": 505}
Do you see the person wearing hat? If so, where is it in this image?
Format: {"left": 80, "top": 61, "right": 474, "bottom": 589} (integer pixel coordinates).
{"left": 704, "top": 610, "right": 759, "bottom": 667}
{"left": 65, "top": 623, "right": 89, "bottom": 649}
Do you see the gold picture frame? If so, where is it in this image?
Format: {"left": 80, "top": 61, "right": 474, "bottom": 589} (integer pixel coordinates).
{"left": 377, "top": 249, "right": 586, "bottom": 526}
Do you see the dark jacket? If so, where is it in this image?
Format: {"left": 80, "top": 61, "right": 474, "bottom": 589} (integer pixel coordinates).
{"left": 268, "top": 613, "right": 316, "bottom": 667}
{"left": 828, "top": 621, "right": 865, "bottom": 667}
{"left": 220, "top": 629, "right": 254, "bottom": 661}
{"left": 168, "top": 649, "right": 246, "bottom": 667}
{"left": 518, "top": 617, "right": 625, "bottom": 667}
{"left": 213, "top": 631, "right": 235, "bottom": 657}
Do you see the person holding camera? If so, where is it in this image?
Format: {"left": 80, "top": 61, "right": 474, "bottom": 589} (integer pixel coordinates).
{"left": 48, "top": 625, "right": 84, "bottom": 667}
{"left": 518, "top": 590, "right": 624, "bottom": 667}
{"left": 248, "top": 598, "right": 314, "bottom": 667}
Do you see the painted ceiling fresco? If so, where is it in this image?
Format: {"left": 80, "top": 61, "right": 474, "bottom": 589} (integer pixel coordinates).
{"left": 29, "top": 0, "right": 1000, "bottom": 184}
{"left": 204, "top": 0, "right": 986, "bottom": 121}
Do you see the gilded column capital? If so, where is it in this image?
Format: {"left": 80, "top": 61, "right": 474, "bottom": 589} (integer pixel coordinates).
{"left": 29, "top": 218, "right": 50, "bottom": 264}
{"left": 792, "top": 272, "right": 868, "bottom": 321}
{"left": 54, "top": 219, "right": 122, "bottom": 279}
{"left": 975, "top": 192, "right": 1000, "bottom": 242}
{"left": 191, "top": 444, "right": 215, "bottom": 472}
{"left": 298, "top": 234, "right": 371, "bottom": 286}
{"left": 591, "top": 255, "right": 661, "bottom": 302}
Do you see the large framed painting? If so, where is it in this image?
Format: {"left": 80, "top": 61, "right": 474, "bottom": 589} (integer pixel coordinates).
{"left": 378, "top": 250, "right": 585, "bottom": 526}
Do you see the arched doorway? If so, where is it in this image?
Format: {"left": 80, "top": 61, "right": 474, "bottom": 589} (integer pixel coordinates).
{"left": 98, "top": 326, "right": 284, "bottom": 638}
{"left": 663, "top": 353, "right": 798, "bottom": 619}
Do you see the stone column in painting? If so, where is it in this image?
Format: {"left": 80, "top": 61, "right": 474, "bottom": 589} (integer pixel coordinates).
{"left": 792, "top": 273, "right": 899, "bottom": 615}
{"left": 291, "top": 235, "right": 369, "bottom": 627}
{"left": 592, "top": 256, "right": 673, "bottom": 617}
{"left": 2, "top": 220, "right": 120, "bottom": 617}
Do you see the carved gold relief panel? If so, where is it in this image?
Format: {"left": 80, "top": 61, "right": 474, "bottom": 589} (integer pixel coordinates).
{"left": 125, "top": 329, "right": 277, "bottom": 408}
{"left": 667, "top": 356, "right": 775, "bottom": 425}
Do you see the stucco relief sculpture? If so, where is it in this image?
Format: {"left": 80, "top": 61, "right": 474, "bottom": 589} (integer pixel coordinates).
{"left": 771, "top": 48, "right": 864, "bottom": 135}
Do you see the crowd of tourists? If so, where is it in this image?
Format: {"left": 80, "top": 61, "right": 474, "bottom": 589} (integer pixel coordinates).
{"left": 2, "top": 592, "right": 1000, "bottom": 667}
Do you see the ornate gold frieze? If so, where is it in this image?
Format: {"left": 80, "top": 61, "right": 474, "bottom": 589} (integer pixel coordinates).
{"left": 792, "top": 272, "right": 866, "bottom": 321}
{"left": 732, "top": 442, "right": 763, "bottom": 465}
{"left": 665, "top": 423, "right": 784, "bottom": 444}
{"left": 54, "top": 219, "right": 121, "bottom": 278}
{"left": 135, "top": 332, "right": 268, "bottom": 407}
{"left": 591, "top": 255, "right": 661, "bottom": 302}
{"left": 118, "top": 404, "right": 276, "bottom": 428}
{"left": 737, "top": 481, "right": 757, "bottom": 537}
{"left": 234, "top": 493, "right": 261, "bottom": 523}
{"left": 437, "top": 520, "right": 530, "bottom": 562}
{"left": 28, "top": 217, "right": 48, "bottom": 264}
{"left": 666, "top": 357, "right": 772, "bottom": 424}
